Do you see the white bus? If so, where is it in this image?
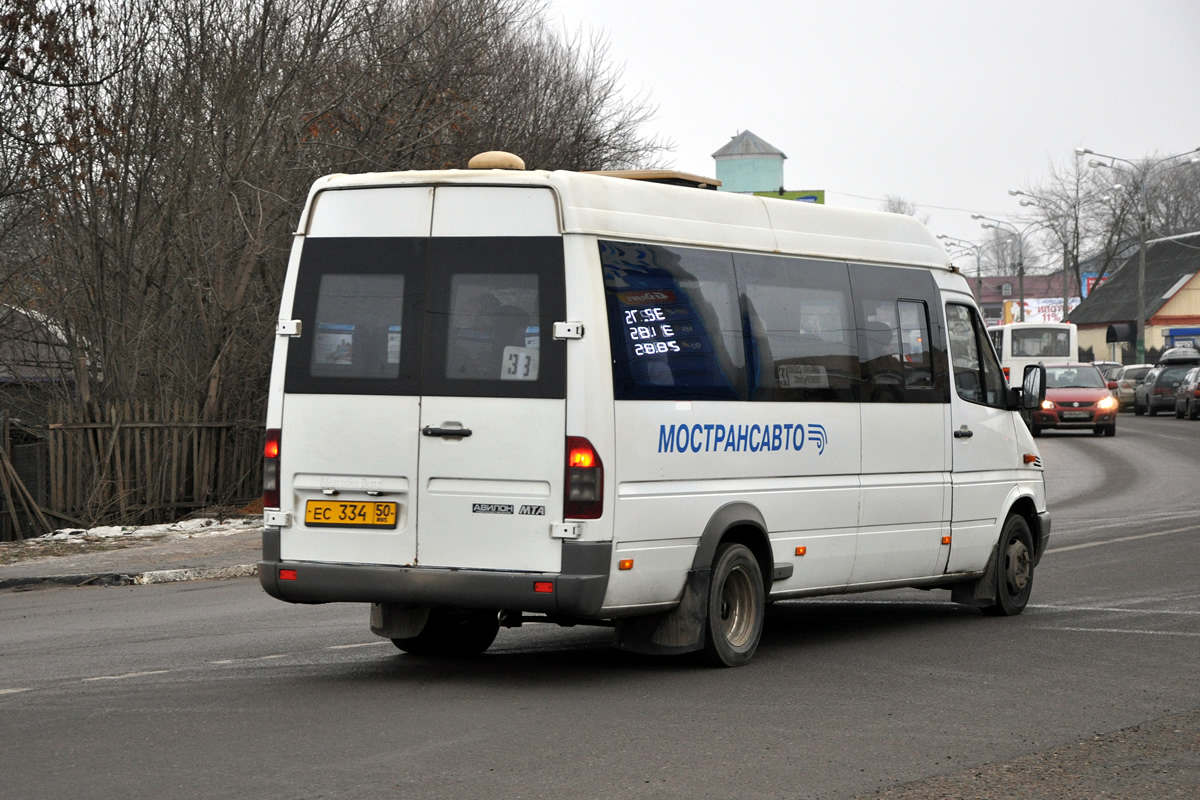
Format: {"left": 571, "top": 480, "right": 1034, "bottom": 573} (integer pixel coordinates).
{"left": 259, "top": 152, "right": 1050, "bottom": 667}
{"left": 987, "top": 321, "right": 1078, "bottom": 382}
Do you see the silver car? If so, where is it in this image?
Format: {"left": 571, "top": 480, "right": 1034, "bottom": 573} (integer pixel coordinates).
{"left": 1111, "top": 364, "right": 1153, "bottom": 410}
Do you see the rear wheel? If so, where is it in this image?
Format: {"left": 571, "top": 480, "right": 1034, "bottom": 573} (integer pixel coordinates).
{"left": 391, "top": 609, "right": 500, "bottom": 656}
{"left": 702, "top": 543, "right": 765, "bottom": 667}
{"left": 982, "top": 515, "right": 1034, "bottom": 617}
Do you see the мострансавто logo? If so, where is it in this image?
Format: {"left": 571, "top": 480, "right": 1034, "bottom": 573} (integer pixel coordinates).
{"left": 658, "top": 423, "right": 827, "bottom": 455}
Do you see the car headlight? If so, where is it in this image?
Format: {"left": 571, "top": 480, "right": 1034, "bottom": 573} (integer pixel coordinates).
{"left": 1041, "top": 400, "right": 1055, "bottom": 410}
{"left": 1097, "top": 396, "right": 1116, "bottom": 410}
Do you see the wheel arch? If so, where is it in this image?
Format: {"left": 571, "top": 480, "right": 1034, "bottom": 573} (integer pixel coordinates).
{"left": 691, "top": 501, "right": 772, "bottom": 594}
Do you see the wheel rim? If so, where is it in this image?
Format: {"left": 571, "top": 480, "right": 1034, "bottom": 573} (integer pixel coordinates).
{"left": 718, "top": 565, "right": 756, "bottom": 648}
{"left": 1003, "top": 537, "right": 1032, "bottom": 595}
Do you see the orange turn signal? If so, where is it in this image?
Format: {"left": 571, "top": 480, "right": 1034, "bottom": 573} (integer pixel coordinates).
{"left": 1024, "top": 453, "right": 1039, "bottom": 464}
{"left": 618, "top": 559, "right": 634, "bottom": 570}
{"left": 941, "top": 536, "right": 952, "bottom": 545}
{"left": 795, "top": 546, "right": 807, "bottom": 556}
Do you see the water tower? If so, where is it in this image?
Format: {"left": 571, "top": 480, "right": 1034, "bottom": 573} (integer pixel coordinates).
{"left": 712, "top": 130, "right": 786, "bottom": 193}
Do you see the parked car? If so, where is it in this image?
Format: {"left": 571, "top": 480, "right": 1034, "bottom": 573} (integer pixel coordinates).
{"left": 1027, "top": 362, "right": 1118, "bottom": 436}
{"left": 1134, "top": 363, "right": 1195, "bottom": 416}
{"left": 1111, "top": 363, "right": 1153, "bottom": 410}
{"left": 1093, "top": 360, "right": 1122, "bottom": 379}
{"left": 1174, "top": 367, "right": 1200, "bottom": 419}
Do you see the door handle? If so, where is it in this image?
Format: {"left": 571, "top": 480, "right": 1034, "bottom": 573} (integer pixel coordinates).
{"left": 953, "top": 428, "right": 974, "bottom": 439}
{"left": 422, "top": 426, "right": 472, "bottom": 438}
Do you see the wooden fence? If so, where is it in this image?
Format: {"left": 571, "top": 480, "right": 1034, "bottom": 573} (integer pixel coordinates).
{"left": 0, "top": 401, "right": 265, "bottom": 538}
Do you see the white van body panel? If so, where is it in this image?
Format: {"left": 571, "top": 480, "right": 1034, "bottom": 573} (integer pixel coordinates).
{"left": 263, "top": 166, "right": 1049, "bottom": 644}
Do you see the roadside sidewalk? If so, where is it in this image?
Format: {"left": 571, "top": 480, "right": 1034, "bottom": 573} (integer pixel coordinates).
{"left": 0, "top": 517, "right": 263, "bottom": 591}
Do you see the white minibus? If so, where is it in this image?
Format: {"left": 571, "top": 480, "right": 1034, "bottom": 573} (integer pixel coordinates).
{"left": 259, "top": 152, "right": 1050, "bottom": 666}
{"left": 987, "top": 321, "right": 1078, "bottom": 382}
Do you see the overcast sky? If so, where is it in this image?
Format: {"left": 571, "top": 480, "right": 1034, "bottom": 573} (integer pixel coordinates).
{"left": 545, "top": 0, "right": 1200, "bottom": 264}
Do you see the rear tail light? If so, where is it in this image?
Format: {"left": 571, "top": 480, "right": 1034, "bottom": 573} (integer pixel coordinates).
{"left": 263, "top": 428, "right": 281, "bottom": 509}
{"left": 565, "top": 436, "right": 603, "bottom": 519}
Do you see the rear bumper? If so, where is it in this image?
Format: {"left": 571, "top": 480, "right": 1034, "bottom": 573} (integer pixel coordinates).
{"left": 258, "top": 529, "right": 611, "bottom": 618}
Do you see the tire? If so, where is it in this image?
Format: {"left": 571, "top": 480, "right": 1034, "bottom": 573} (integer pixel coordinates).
{"left": 391, "top": 609, "right": 499, "bottom": 656}
{"left": 982, "top": 515, "right": 1035, "bottom": 617}
{"left": 1148, "top": 405, "right": 1158, "bottom": 416}
{"left": 1176, "top": 404, "right": 1185, "bottom": 419}
{"left": 1189, "top": 401, "right": 1199, "bottom": 421}
{"left": 1092, "top": 426, "right": 1103, "bottom": 435}
{"left": 702, "top": 543, "right": 765, "bottom": 667}
{"left": 1104, "top": 424, "right": 1116, "bottom": 437}
{"left": 1030, "top": 425, "right": 1042, "bottom": 438}
{"left": 1134, "top": 400, "right": 1145, "bottom": 416}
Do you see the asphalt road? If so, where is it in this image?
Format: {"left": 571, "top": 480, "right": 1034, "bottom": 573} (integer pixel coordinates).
{"left": 2, "top": 413, "right": 1198, "bottom": 800}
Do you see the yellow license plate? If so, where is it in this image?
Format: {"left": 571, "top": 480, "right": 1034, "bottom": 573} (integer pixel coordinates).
{"left": 305, "top": 500, "right": 398, "bottom": 528}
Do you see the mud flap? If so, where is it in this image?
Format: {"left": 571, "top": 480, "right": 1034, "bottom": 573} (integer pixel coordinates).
{"left": 612, "top": 568, "right": 710, "bottom": 655}
{"left": 950, "top": 545, "right": 998, "bottom": 608}
{"left": 370, "top": 603, "right": 430, "bottom": 639}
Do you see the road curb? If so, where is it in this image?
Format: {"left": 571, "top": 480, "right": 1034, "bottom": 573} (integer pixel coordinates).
{"left": 0, "top": 564, "right": 260, "bottom": 591}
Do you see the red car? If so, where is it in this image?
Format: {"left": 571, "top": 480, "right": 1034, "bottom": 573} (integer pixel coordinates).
{"left": 1027, "top": 363, "right": 1118, "bottom": 437}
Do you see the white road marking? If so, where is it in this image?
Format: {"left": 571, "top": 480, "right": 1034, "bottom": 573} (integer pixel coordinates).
{"left": 83, "top": 670, "right": 171, "bottom": 682}
{"left": 1, "top": 688, "right": 32, "bottom": 695}
{"left": 1031, "top": 604, "right": 1200, "bottom": 616}
{"left": 1032, "top": 626, "right": 1200, "bottom": 637}
{"left": 1046, "top": 525, "right": 1197, "bottom": 553}
{"left": 212, "top": 654, "right": 287, "bottom": 664}
{"left": 327, "top": 641, "right": 390, "bottom": 650}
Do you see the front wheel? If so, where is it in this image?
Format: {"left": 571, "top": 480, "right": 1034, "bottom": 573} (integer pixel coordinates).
{"left": 1134, "top": 400, "right": 1146, "bottom": 416}
{"left": 1104, "top": 424, "right": 1116, "bottom": 437}
{"left": 1189, "top": 401, "right": 1199, "bottom": 421}
{"left": 982, "top": 515, "right": 1034, "bottom": 617}
{"left": 702, "top": 543, "right": 765, "bottom": 667}
{"left": 1148, "top": 405, "right": 1159, "bottom": 416}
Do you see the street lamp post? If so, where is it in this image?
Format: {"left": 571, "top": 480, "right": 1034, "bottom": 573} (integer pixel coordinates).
{"left": 971, "top": 214, "right": 1037, "bottom": 322}
{"left": 1076, "top": 146, "right": 1200, "bottom": 362}
{"left": 936, "top": 234, "right": 985, "bottom": 308}
{"left": 1009, "top": 168, "right": 1084, "bottom": 326}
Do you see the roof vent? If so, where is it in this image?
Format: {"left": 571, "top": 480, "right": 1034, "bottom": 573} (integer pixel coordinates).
{"left": 467, "top": 151, "right": 525, "bottom": 170}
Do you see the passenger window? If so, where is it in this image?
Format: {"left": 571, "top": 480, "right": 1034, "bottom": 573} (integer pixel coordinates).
{"left": 849, "top": 263, "right": 947, "bottom": 403}
{"left": 736, "top": 253, "right": 858, "bottom": 402}
{"left": 310, "top": 273, "right": 406, "bottom": 379}
{"left": 600, "top": 241, "right": 745, "bottom": 401}
{"left": 444, "top": 273, "right": 540, "bottom": 382}
{"left": 285, "top": 237, "right": 426, "bottom": 396}
{"left": 946, "top": 303, "right": 1006, "bottom": 408}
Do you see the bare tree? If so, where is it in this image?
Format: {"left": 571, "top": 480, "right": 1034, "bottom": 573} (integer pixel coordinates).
{"left": 1, "top": 0, "right": 667, "bottom": 436}
{"left": 880, "top": 194, "right": 931, "bottom": 225}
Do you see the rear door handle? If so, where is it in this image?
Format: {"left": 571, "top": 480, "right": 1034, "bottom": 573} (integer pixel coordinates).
{"left": 953, "top": 428, "right": 974, "bottom": 439}
{"left": 422, "top": 426, "right": 472, "bottom": 438}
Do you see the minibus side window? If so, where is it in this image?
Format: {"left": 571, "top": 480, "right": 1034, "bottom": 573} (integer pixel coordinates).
{"left": 735, "top": 253, "right": 858, "bottom": 402}
{"left": 947, "top": 303, "right": 1006, "bottom": 408}
{"left": 848, "top": 263, "right": 948, "bottom": 404}
{"left": 600, "top": 241, "right": 745, "bottom": 401}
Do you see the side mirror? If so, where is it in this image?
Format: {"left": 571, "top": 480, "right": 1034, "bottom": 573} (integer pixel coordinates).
{"left": 1107, "top": 380, "right": 1118, "bottom": 390}
{"left": 1021, "top": 364, "right": 1046, "bottom": 410}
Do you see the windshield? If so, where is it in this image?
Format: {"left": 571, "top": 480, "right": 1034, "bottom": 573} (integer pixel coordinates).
{"left": 1046, "top": 366, "right": 1105, "bottom": 389}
